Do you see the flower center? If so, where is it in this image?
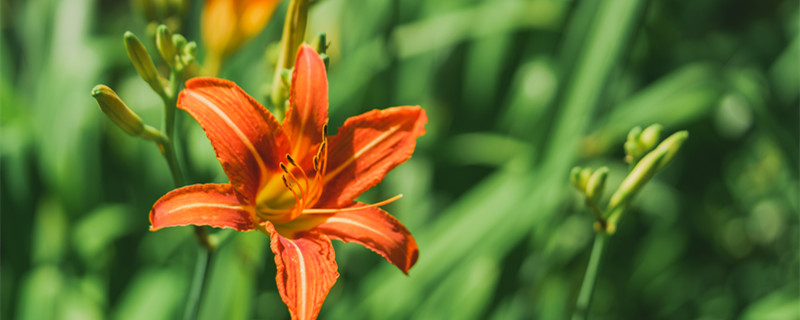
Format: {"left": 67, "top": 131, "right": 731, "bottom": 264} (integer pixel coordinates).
{"left": 255, "top": 125, "right": 330, "bottom": 224}
{"left": 253, "top": 123, "right": 405, "bottom": 229}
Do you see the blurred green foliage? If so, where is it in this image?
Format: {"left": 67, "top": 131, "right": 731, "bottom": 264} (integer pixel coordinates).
{"left": 1, "top": 0, "right": 798, "bottom": 319}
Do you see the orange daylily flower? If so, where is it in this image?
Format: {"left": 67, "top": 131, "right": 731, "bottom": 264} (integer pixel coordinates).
{"left": 150, "top": 45, "right": 425, "bottom": 319}
{"left": 202, "top": 0, "right": 282, "bottom": 74}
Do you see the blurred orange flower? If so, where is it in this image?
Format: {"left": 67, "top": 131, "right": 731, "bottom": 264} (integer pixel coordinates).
{"left": 202, "top": 0, "right": 282, "bottom": 74}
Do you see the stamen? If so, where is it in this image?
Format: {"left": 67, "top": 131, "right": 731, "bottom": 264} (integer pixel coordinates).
{"left": 285, "top": 154, "right": 297, "bottom": 166}
{"left": 286, "top": 153, "right": 311, "bottom": 194}
{"left": 282, "top": 175, "right": 303, "bottom": 208}
{"left": 281, "top": 162, "right": 306, "bottom": 200}
{"left": 302, "top": 194, "right": 403, "bottom": 214}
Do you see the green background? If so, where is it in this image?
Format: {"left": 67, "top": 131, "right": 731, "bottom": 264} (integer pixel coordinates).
{"left": 1, "top": 0, "right": 798, "bottom": 319}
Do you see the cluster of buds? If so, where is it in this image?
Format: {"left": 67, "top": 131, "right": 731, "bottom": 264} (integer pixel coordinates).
{"left": 624, "top": 124, "right": 662, "bottom": 165}
{"left": 93, "top": 25, "right": 197, "bottom": 144}
{"left": 572, "top": 125, "right": 688, "bottom": 233}
{"left": 571, "top": 167, "right": 609, "bottom": 208}
{"left": 155, "top": 26, "right": 197, "bottom": 77}
{"left": 124, "top": 27, "right": 197, "bottom": 98}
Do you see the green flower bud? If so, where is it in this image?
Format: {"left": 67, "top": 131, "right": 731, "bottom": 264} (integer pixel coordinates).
{"left": 156, "top": 25, "right": 178, "bottom": 69}
{"left": 172, "top": 33, "right": 187, "bottom": 51}
{"left": 181, "top": 41, "right": 197, "bottom": 65}
{"left": 570, "top": 166, "right": 595, "bottom": 192}
{"left": 585, "top": 167, "right": 609, "bottom": 204}
{"left": 124, "top": 31, "right": 165, "bottom": 95}
{"left": 639, "top": 124, "right": 663, "bottom": 152}
{"left": 624, "top": 126, "right": 642, "bottom": 163}
{"left": 92, "top": 85, "right": 144, "bottom": 136}
{"left": 656, "top": 130, "right": 689, "bottom": 171}
{"left": 608, "top": 147, "right": 667, "bottom": 211}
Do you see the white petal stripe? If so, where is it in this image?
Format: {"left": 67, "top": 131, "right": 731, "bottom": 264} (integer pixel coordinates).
{"left": 187, "top": 90, "right": 269, "bottom": 177}
{"left": 323, "top": 124, "right": 401, "bottom": 183}
{"left": 324, "top": 216, "right": 400, "bottom": 248}
{"left": 165, "top": 203, "right": 247, "bottom": 215}
{"left": 287, "top": 239, "right": 308, "bottom": 320}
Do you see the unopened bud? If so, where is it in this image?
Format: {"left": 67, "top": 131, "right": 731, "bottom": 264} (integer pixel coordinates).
{"left": 639, "top": 124, "right": 663, "bottom": 152}
{"left": 585, "top": 167, "right": 609, "bottom": 204}
{"left": 156, "top": 25, "right": 178, "bottom": 68}
{"left": 655, "top": 131, "right": 689, "bottom": 171}
{"left": 172, "top": 33, "right": 187, "bottom": 51}
{"left": 92, "top": 85, "right": 144, "bottom": 136}
{"left": 609, "top": 148, "right": 668, "bottom": 211}
{"left": 624, "top": 126, "right": 642, "bottom": 163}
{"left": 570, "top": 166, "right": 594, "bottom": 192}
{"left": 181, "top": 41, "right": 197, "bottom": 64}
{"left": 124, "top": 31, "right": 165, "bottom": 95}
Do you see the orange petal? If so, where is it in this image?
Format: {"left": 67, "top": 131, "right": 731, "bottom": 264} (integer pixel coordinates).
{"left": 240, "top": 0, "right": 281, "bottom": 38}
{"left": 283, "top": 45, "right": 329, "bottom": 169}
{"left": 266, "top": 223, "right": 339, "bottom": 320}
{"left": 150, "top": 184, "right": 255, "bottom": 231}
{"left": 179, "top": 77, "right": 290, "bottom": 200}
{"left": 201, "top": 0, "right": 239, "bottom": 58}
{"left": 315, "top": 205, "right": 418, "bottom": 274}
{"left": 319, "top": 106, "right": 427, "bottom": 207}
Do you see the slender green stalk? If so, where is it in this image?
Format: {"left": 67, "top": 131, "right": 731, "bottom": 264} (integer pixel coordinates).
{"left": 183, "top": 227, "right": 213, "bottom": 320}
{"left": 573, "top": 234, "right": 606, "bottom": 320}
{"left": 154, "top": 69, "right": 214, "bottom": 320}
{"left": 270, "top": 0, "right": 309, "bottom": 119}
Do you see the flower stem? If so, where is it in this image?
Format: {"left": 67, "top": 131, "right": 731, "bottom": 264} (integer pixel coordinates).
{"left": 156, "top": 70, "right": 185, "bottom": 187}
{"left": 183, "top": 241, "right": 213, "bottom": 320}
{"left": 270, "top": 0, "right": 309, "bottom": 119}
{"left": 155, "top": 69, "right": 215, "bottom": 320}
{"left": 572, "top": 233, "right": 606, "bottom": 320}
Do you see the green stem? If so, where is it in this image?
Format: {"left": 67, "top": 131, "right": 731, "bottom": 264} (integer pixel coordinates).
{"left": 183, "top": 242, "right": 213, "bottom": 320}
{"left": 155, "top": 69, "right": 215, "bottom": 320}
{"left": 270, "top": 0, "right": 309, "bottom": 119}
{"left": 572, "top": 233, "right": 607, "bottom": 320}
{"left": 154, "top": 70, "right": 185, "bottom": 186}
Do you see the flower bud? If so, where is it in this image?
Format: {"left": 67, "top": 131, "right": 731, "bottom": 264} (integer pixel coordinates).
{"left": 585, "top": 167, "right": 609, "bottom": 204}
{"left": 639, "top": 124, "right": 663, "bottom": 152}
{"left": 181, "top": 41, "right": 197, "bottom": 65}
{"left": 156, "top": 25, "right": 178, "bottom": 69}
{"left": 92, "top": 85, "right": 144, "bottom": 136}
{"left": 124, "top": 31, "right": 165, "bottom": 95}
{"left": 172, "top": 33, "right": 187, "bottom": 50}
{"left": 624, "top": 126, "right": 642, "bottom": 163}
{"left": 570, "top": 166, "right": 594, "bottom": 192}
{"left": 655, "top": 130, "right": 689, "bottom": 171}
{"left": 613, "top": 147, "right": 666, "bottom": 206}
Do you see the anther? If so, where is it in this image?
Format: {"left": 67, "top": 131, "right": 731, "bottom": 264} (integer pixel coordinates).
{"left": 279, "top": 163, "right": 289, "bottom": 173}
{"left": 281, "top": 175, "right": 291, "bottom": 188}
{"left": 286, "top": 154, "right": 297, "bottom": 166}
